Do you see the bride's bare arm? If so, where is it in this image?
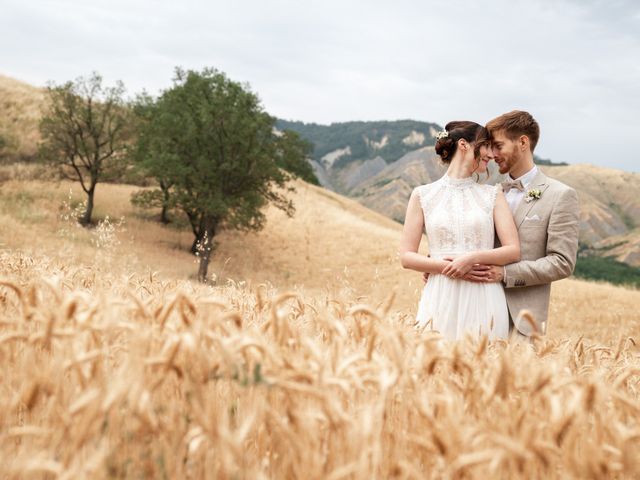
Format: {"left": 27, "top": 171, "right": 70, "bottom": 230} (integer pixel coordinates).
{"left": 442, "top": 190, "right": 520, "bottom": 277}
{"left": 399, "top": 188, "right": 449, "bottom": 274}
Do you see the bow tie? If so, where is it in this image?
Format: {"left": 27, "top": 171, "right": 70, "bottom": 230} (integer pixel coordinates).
{"left": 502, "top": 179, "right": 525, "bottom": 192}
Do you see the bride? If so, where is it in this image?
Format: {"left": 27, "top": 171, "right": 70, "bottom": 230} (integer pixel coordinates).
{"left": 399, "top": 121, "right": 520, "bottom": 340}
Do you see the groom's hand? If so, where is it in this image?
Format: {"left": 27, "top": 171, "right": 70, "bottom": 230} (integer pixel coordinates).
{"left": 462, "top": 264, "right": 490, "bottom": 282}
{"left": 484, "top": 265, "right": 504, "bottom": 283}
{"left": 463, "top": 265, "right": 503, "bottom": 283}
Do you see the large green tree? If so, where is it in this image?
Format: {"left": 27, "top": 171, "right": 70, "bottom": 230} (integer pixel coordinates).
{"left": 130, "top": 92, "right": 176, "bottom": 224}
{"left": 133, "top": 67, "right": 315, "bottom": 282}
{"left": 39, "top": 73, "right": 132, "bottom": 225}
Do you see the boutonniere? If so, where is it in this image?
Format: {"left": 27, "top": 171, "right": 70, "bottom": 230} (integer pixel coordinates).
{"left": 525, "top": 188, "right": 542, "bottom": 203}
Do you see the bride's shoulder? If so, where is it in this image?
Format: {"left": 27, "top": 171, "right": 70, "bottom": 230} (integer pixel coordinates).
{"left": 413, "top": 179, "right": 440, "bottom": 195}
{"left": 412, "top": 179, "right": 445, "bottom": 206}
{"left": 419, "top": 176, "right": 446, "bottom": 190}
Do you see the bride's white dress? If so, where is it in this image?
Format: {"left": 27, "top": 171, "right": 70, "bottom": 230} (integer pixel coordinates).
{"left": 415, "top": 174, "right": 509, "bottom": 340}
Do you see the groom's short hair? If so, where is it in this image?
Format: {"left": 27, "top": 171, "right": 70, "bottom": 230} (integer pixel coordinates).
{"left": 486, "top": 110, "right": 540, "bottom": 152}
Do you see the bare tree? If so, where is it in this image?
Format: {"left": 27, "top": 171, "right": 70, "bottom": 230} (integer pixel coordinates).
{"left": 39, "top": 72, "right": 132, "bottom": 225}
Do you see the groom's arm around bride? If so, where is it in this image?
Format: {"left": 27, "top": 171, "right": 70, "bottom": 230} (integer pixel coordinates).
{"left": 471, "top": 111, "right": 580, "bottom": 336}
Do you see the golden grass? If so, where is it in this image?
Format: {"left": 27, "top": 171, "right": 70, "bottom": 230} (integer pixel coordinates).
{"left": 0, "top": 176, "right": 639, "bottom": 478}
{"left": 0, "top": 75, "right": 46, "bottom": 159}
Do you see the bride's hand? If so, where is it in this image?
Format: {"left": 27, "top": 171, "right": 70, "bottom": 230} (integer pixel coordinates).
{"left": 441, "top": 254, "right": 477, "bottom": 278}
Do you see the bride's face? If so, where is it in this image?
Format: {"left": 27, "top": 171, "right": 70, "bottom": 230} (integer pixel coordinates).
{"left": 474, "top": 143, "right": 494, "bottom": 173}
{"left": 465, "top": 142, "right": 492, "bottom": 174}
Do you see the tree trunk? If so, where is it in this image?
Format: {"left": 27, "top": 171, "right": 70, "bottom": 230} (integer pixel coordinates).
{"left": 80, "top": 187, "right": 95, "bottom": 226}
{"left": 191, "top": 236, "right": 199, "bottom": 255}
{"left": 196, "top": 217, "right": 218, "bottom": 283}
{"left": 160, "top": 180, "right": 171, "bottom": 224}
{"left": 197, "top": 240, "right": 213, "bottom": 283}
{"left": 186, "top": 210, "right": 201, "bottom": 255}
{"left": 161, "top": 203, "right": 169, "bottom": 224}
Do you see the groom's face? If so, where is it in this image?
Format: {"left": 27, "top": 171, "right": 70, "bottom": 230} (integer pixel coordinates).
{"left": 491, "top": 130, "right": 521, "bottom": 176}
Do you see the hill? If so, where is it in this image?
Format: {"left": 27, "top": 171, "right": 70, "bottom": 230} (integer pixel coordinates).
{"left": 0, "top": 75, "right": 45, "bottom": 162}
{"left": 275, "top": 118, "right": 441, "bottom": 166}
{"left": 545, "top": 164, "right": 640, "bottom": 264}
{"left": 275, "top": 118, "right": 442, "bottom": 194}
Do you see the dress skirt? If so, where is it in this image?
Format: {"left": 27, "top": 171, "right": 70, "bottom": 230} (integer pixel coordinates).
{"left": 416, "top": 273, "right": 509, "bottom": 340}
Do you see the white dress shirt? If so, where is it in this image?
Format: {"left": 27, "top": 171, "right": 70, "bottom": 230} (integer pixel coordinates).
{"left": 504, "top": 166, "right": 539, "bottom": 214}
{"left": 502, "top": 166, "right": 538, "bottom": 287}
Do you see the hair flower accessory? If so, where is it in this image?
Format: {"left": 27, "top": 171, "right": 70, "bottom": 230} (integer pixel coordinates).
{"left": 435, "top": 130, "right": 449, "bottom": 141}
{"left": 525, "top": 188, "right": 542, "bottom": 203}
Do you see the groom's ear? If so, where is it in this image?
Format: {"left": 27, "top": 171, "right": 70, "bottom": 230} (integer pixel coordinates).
{"left": 518, "top": 135, "right": 530, "bottom": 152}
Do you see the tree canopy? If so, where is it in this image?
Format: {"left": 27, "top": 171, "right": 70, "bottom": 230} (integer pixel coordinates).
{"left": 133, "top": 67, "right": 315, "bottom": 282}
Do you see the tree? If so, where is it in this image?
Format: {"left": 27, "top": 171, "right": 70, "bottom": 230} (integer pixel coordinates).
{"left": 39, "top": 73, "right": 132, "bottom": 225}
{"left": 130, "top": 92, "right": 175, "bottom": 223}
{"left": 133, "top": 67, "right": 313, "bottom": 282}
{"left": 272, "top": 130, "right": 318, "bottom": 185}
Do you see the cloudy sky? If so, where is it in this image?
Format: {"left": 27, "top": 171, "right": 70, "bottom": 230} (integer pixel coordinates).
{"left": 2, "top": 0, "right": 639, "bottom": 171}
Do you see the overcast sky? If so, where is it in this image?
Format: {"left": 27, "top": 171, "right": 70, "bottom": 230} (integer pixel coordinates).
{"left": 2, "top": 0, "right": 639, "bottom": 172}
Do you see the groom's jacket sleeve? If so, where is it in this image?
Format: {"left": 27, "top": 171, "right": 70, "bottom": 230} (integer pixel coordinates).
{"left": 504, "top": 187, "right": 580, "bottom": 288}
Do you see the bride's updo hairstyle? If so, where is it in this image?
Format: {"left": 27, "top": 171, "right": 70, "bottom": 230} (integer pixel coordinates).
{"left": 434, "top": 121, "right": 484, "bottom": 163}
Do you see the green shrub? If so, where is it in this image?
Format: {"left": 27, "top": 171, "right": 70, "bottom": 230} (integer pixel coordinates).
{"left": 574, "top": 255, "right": 640, "bottom": 288}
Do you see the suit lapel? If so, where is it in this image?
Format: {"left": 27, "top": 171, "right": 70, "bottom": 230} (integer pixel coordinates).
{"left": 514, "top": 170, "right": 549, "bottom": 228}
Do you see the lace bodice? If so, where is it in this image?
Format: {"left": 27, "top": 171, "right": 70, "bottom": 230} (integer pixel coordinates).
{"left": 416, "top": 175, "right": 499, "bottom": 258}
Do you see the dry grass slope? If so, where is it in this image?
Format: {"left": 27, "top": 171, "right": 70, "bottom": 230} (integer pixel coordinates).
{"left": 0, "top": 172, "right": 639, "bottom": 478}
{"left": 544, "top": 164, "right": 640, "bottom": 265}
{"left": 0, "top": 75, "right": 46, "bottom": 160}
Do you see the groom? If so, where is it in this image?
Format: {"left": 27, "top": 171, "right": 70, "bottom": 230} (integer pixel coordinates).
{"left": 426, "top": 111, "right": 580, "bottom": 337}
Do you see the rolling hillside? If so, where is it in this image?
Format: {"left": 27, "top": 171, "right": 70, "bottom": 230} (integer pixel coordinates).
{"left": 546, "top": 164, "right": 640, "bottom": 266}
{"left": 0, "top": 75, "right": 45, "bottom": 161}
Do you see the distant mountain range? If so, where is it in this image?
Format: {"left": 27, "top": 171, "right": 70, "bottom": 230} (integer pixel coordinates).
{"left": 276, "top": 119, "right": 640, "bottom": 270}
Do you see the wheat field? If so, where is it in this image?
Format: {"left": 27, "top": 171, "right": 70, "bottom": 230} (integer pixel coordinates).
{"left": 1, "top": 172, "right": 640, "bottom": 478}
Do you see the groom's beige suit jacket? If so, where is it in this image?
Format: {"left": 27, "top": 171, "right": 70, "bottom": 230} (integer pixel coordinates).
{"left": 501, "top": 170, "right": 580, "bottom": 336}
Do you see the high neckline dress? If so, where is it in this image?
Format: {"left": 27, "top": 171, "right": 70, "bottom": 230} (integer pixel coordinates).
{"left": 415, "top": 174, "right": 509, "bottom": 340}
